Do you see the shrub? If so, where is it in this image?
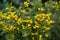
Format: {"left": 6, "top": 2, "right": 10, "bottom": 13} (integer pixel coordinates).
{"left": 0, "top": 0, "right": 60, "bottom": 40}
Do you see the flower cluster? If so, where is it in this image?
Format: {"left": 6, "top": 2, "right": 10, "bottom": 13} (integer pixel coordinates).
{"left": 1, "top": 0, "right": 60, "bottom": 40}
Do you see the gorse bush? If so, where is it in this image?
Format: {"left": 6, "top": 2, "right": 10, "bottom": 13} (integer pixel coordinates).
{"left": 0, "top": 0, "right": 60, "bottom": 40}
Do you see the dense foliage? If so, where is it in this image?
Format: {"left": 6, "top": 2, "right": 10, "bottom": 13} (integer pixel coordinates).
{"left": 0, "top": 0, "right": 60, "bottom": 40}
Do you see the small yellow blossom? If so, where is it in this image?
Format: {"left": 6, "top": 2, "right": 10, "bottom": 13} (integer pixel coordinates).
{"left": 24, "top": 1, "right": 29, "bottom": 7}
{"left": 29, "top": 20, "right": 32, "bottom": 23}
{"left": 10, "top": 2, "right": 13, "bottom": 6}
{"left": 5, "top": 7, "right": 9, "bottom": 10}
{"left": 23, "top": 19, "right": 32, "bottom": 23}
{"left": 22, "top": 25, "right": 25, "bottom": 29}
{"left": 39, "top": 35, "right": 42, "bottom": 40}
{"left": 25, "top": 16, "right": 31, "bottom": 19}
{"left": 35, "top": 32, "right": 38, "bottom": 35}
{"left": 0, "top": 21, "right": 4, "bottom": 25}
{"left": 43, "top": 30, "right": 45, "bottom": 32}
{"left": 27, "top": 24, "right": 31, "bottom": 27}
{"left": 9, "top": 12, "right": 16, "bottom": 17}
{"left": 20, "top": 9, "right": 26, "bottom": 13}
{"left": 17, "top": 18, "right": 22, "bottom": 25}
{"left": 13, "top": 15, "right": 18, "bottom": 20}
{"left": 10, "top": 6, "right": 14, "bottom": 9}
{"left": 44, "top": 26, "right": 50, "bottom": 30}
{"left": 45, "top": 33, "right": 49, "bottom": 37}
{"left": 55, "top": 2, "right": 58, "bottom": 5}
{"left": 3, "top": 26, "right": 8, "bottom": 31}
{"left": 31, "top": 33, "right": 35, "bottom": 35}
{"left": 0, "top": 13, "right": 6, "bottom": 19}
{"left": 9, "top": 25, "right": 15, "bottom": 32}
{"left": 45, "top": 27, "right": 50, "bottom": 30}
{"left": 38, "top": 8, "right": 44, "bottom": 11}
{"left": 6, "top": 15, "right": 11, "bottom": 20}
{"left": 48, "top": 20, "right": 55, "bottom": 24}
{"left": 33, "top": 25, "right": 39, "bottom": 29}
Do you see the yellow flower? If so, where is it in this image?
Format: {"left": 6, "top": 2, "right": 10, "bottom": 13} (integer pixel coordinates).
{"left": 10, "top": 6, "right": 14, "bottom": 9}
{"left": 0, "top": 13, "right": 6, "bottom": 19}
{"left": 9, "top": 12, "right": 16, "bottom": 17}
{"left": 24, "top": 1, "right": 29, "bottom": 7}
{"left": 45, "top": 33, "right": 49, "bottom": 37}
{"left": 20, "top": 9, "right": 26, "bottom": 13}
{"left": 38, "top": 8, "right": 40, "bottom": 10}
{"left": 35, "top": 32, "right": 38, "bottom": 35}
{"left": 43, "top": 30, "right": 45, "bottom": 32}
{"left": 0, "top": 21, "right": 4, "bottom": 25}
{"left": 5, "top": 7, "right": 9, "bottom": 10}
{"left": 22, "top": 25, "right": 25, "bottom": 29}
{"left": 32, "top": 37, "right": 34, "bottom": 40}
{"left": 41, "top": 13, "right": 46, "bottom": 16}
{"left": 38, "top": 8, "right": 44, "bottom": 11}
{"left": 6, "top": 15, "right": 11, "bottom": 20}
{"left": 44, "top": 2, "right": 48, "bottom": 6}
{"left": 48, "top": 20, "right": 55, "bottom": 24}
{"left": 55, "top": 2, "right": 58, "bottom": 5}
{"left": 31, "top": 33, "right": 35, "bottom": 35}
{"left": 25, "top": 16, "right": 31, "bottom": 19}
{"left": 10, "top": 2, "right": 13, "bottom": 6}
{"left": 31, "top": 32, "right": 38, "bottom": 35}
{"left": 35, "top": 21, "right": 38, "bottom": 24}
{"left": 59, "top": 1, "right": 60, "bottom": 4}
{"left": 27, "top": 24, "right": 31, "bottom": 27}
{"left": 9, "top": 25, "right": 15, "bottom": 32}
{"left": 33, "top": 25, "right": 39, "bottom": 29}
{"left": 40, "top": 19, "right": 44, "bottom": 22}
{"left": 23, "top": 19, "right": 32, "bottom": 23}
{"left": 17, "top": 28, "right": 20, "bottom": 30}
{"left": 44, "top": 26, "right": 50, "bottom": 30}
{"left": 45, "top": 27, "right": 50, "bottom": 30}
{"left": 5, "top": 7, "right": 12, "bottom": 10}
{"left": 17, "top": 18, "right": 22, "bottom": 25}
{"left": 39, "top": 35, "right": 42, "bottom": 40}
{"left": 12, "top": 15, "right": 18, "bottom": 20}
{"left": 46, "top": 19, "right": 49, "bottom": 22}
{"left": 2, "top": 14, "right": 6, "bottom": 19}
{"left": 3, "top": 26, "right": 8, "bottom": 31}
{"left": 29, "top": 20, "right": 32, "bottom": 23}
{"left": 19, "top": 6, "right": 21, "bottom": 9}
